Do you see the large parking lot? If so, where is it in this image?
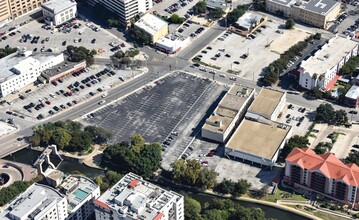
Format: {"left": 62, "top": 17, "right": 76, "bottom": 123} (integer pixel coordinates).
{"left": 0, "top": 18, "right": 131, "bottom": 58}
{"left": 79, "top": 72, "right": 219, "bottom": 149}
{"left": 194, "top": 21, "right": 310, "bottom": 80}
{"left": 4, "top": 66, "right": 142, "bottom": 120}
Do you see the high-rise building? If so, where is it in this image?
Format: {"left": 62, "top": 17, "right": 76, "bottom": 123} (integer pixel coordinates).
{"left": 90, "top": 0, "right": 153, "bottom": 25}
{"left": 94, "top": 173, "right": 184, "bottom": 220}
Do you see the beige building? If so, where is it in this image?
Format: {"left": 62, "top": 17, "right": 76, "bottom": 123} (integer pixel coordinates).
{"left": 134, "top": 13, "right": 168, "bottom": 44}
{"left": 226, "top": 117, "right": 292, "bottom": 168}
{"left": 0, "top": 0, "right": 47, "bottom": 25}
{"left": 247, "top": 88, "right": 286, "bottom": 121}
{"left": 201, "top": 84, "right": 255, "bottom": 143}
{"left": 266, "top": 0, "right": 340, "bottom": 29}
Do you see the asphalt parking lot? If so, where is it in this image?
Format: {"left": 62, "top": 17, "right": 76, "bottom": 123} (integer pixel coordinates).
{"left": 0, "top": 18, "right": 131, "bottom": 57}
{"left": 152, "top": 0, "right": 198, "bottom": 17}
{"left": 79, "top": 72, "right": 214, "bottom": 146}
{"left": 177, "top": 21, "right": 206, "bottom": 38}
{"left": 277, "top": 103, "right": 314, "bottom": 136}
{"left": 5, "top": 66, "right": 141, "bottom": 120}
{"left": 195, "top": 22, "right": 282, "bottom": 80}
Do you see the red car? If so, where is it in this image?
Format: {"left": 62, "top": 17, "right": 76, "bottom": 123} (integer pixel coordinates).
{"left": 206, "top": 152, "right": 214, "bottom": 157}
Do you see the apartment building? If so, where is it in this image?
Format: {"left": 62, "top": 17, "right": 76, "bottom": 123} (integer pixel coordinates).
{"left": 201, "top": 84, "right": 255, "bottom": 143}
{"left": 94, "top": 172, "right": 184, "bottom": 220}
{"left": 284, "top": 148, "right": 359, "bottom": 208}
{"left": 298, "top": 36, "right": 358, "bottom": 90}
{"left": 0, "top": 183, "right": 69, "bottom": 220}
{"left": 0, "top": 0, "right": 11, "bottom": 26}
{"left": 266, "top": 0, "right": 340, "bottom": 29}
{"left": 7, "top": 0, "right": 47, "bottom": 20}
{"left": 90, "top": 0, "right": 153, "bottom": 25}
{"left": 42, "top": 0, "right": 77, "bottom": 26}
{"left": 0, "top": 50, "right": 64, "bottom": 97}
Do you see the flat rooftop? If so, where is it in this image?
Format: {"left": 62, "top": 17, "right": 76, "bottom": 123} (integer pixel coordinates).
{"left": 205, "top": 0, "right": 230, "bottom": 10}
{"left": 42, "top": 60, "right": 84, "bottom": 80}
{"left": 95, "top": 173, "right": 183, "bottom": 220}
{"left": 0, "top": 183, "right": 64, "bottom": 220}
{"left": 0, "top": 51, "right": 62, "bottom": 83}
{"left": 42, "top": 0, "right": 77, "bottom": 14}
{"left": 235, "top": 12, "right": 262, "bottom": 29}
{"left": 248, "top": 88, "right": 285, "bottom": 117}
{"left": 300, "top": 36, "right": 358, "bottom": 76}
{"left": 227, "top": 118, "right": 291, "bottom": 159}
{"left": 135, "top": 14, "right": 168, "bottom": 36}
{"left": 345, "top": 85, "right": 359, "bottom": 99}
{"left": 203, "top": 84, "right": 254, "bottom": 134}
{"left": 294, "top": 0, "right": 339, "bottom": 15}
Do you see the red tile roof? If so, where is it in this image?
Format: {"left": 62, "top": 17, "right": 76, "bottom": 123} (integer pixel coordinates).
{"left": 93, "top": 200, "right": 110, "bottom": 210}
{"left": 128, "top": 179, "right": 139, "bottom": 188}
{"left": 324, "top": 74, "right": 340, "bottom": 91}
{"left": 286, "top": 148, "right": 359, "bottom": 186}
{"left": 153, "top": 212, "right": 164, "bottom": 220}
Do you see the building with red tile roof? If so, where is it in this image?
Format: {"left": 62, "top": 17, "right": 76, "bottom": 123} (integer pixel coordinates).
{"left": 284, "top": 148, "right": 359, "bottom": 208}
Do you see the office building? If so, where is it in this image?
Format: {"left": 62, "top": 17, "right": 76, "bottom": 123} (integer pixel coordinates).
{"left": 266, "top": 0, "right": 340, "bottom": 29}
{"left": 0, "top": 50, "right": 64, "bottom": 97}
{"left": 284, "top": 147, "right": 359, "bottom": 208}
{"left": 299, "top": 36, "right": 358, "bottom": 90}
{"left": 234, "top": 12, "right": 263, "bottom": 31}
{"left": 201, "top": 84, "right": 255, "bottom": 143}
{"left": 134, "top": 13, "right": 168, "bottom": 44}
{"left": 247, "top": 88, "right": 286, "bottom": 121}
{"left": 205, "top": 0, "right": 230, "bottom": 13}
{"left": 226, "top": 117, "right": 292, "bottom": 168}
{"left": 0, "top": 0, "right": 11, "bottom": 26}
{"left": 0, "top": 0, "right": 47, "bottom": 23}
{"left": 91, "top": 0, "right": 153, "bottom": 25}
{"left": 0, "top": 183, "right": 68, "bottom": 220}
{"left": 42, "top": 0, "right": 77, "bottom": 26}
{"left": 94, "top": 172, "right": 184, "bottom": 220}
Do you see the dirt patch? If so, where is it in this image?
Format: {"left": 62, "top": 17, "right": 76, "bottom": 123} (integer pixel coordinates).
{"left": 270, "top": 29, "right": 310, "bottom": 54}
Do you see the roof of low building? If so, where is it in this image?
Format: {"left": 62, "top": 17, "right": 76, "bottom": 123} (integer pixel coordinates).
{"left": 226, "top": 117, "right": 291, "bottom": 159}
{"left": 235, "top": 12, "right": 263, "bottom": 29}
{"left": 286, "top": 148, "right": 359, "bottom": 186}
{"left": 135, "top": 14, "right": 168, "bottom": 36}
{"left": 345, "top": 85, "right": 359, "bottom": 99}
{"left": 248, "top": 88, "right": 285, "bottom": 117}
{"left": 293, "top": 0, "right": 339, "bottom": 15}
{"left": 42, "top": 0, "right": 77, "bottom": 14}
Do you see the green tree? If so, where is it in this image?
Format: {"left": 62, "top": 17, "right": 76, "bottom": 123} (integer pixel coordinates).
{"left": 120, "top": 57, "right": 132, "bottom": 67}
{"left": 0, "top": 181, "right": 30, "bottom": 206}
{"left": 168, "top": 14, "right": 185, "bottom": 24}
{"left": 130, "top": 134, "right": 145, "bottom": 152}
{"left": 334, "top": 109, "right": 348, "bottom": 126}
{"left": 345, "top": 151, "right": 359, "bottom": 166}
{"left": 312, "top": 86, "right": 323, "bottom": 99}
{"left": 0, "top": 46, "right": 17, "bottom": 58}
{"left": 233, "top": 179, "right": 251, "bottom": 197}
{"left": 285, "top": 18, "right": 295, "bottom": 29}
{"left": 66, "top": 46, "right": 95, "bottom": 66}
{"left": 203, "top": 209, "right": 230, "bottom": 220}
{"left": 184, "top": 196, "right": 202, "bottom": 220}
{"left": 193, "top": 1, "right": 207, "bottom": 15}
{"left": 68, "top": 131, "right": 92, "bottom": 152}
{"left": 314, "top": 142, "right": 333, "bottom": 154}
{"left": 340, "top": 56, "right": 359, "bottom": 75}
{"left": 126, "top": 49, "right": 140, "bottom": 57}
{"left": 171, "top": 159, "right": 188, "bottom": 182}
{"left": 84, "top": 126, "right": 112, "bottom": 144}
{"left": 315, "top": 103, "right": 335, "bottom": 123}
{"left": 215, "top": 178, "right": 235, "bottom": 194}
{"left": 106, "top": 18, "right": 119, "bottom": 27}
{"left": 226, "top": 5, "right": 248, "bottom": 25}
{"left": 114, "top": 51, "right": 125, "bottom": 59}
{"left": 282, "top": 135, "right": 309, "bottom": 158}
{"left": 313, "top": 33, "right": 321, "bottom": 40}
{"left": 208, "top": 8, "right": 225, "bottom": 20}
{"left": 196, "top": 168, "right": 218, "bottom": 190}
{"left": 51, "top": 127, "right": 72, "bottom": 149}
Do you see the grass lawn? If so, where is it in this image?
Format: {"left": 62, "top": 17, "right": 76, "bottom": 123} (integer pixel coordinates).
{"left": 265, "top": 185, "right": 307, "bottom": 202}
{"left": 313, "top": 212, "right": 346, "bottom": 220}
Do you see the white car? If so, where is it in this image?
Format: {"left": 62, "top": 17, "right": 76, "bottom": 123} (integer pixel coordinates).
{"left": 98, "top": 100, "right": 106, "bottom": 105}
{"left": 199, "top": 67, "right": 207, "bottom": 72}
{"left": 101, "top": 93, "right": 107, "bottom": 98}
{"left": 219, "top": 74, "right": 225, "bottom": 78}
{"left": 209, "top": 70, "right": 216, "bottom": 74}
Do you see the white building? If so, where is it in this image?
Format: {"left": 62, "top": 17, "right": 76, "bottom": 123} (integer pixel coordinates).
{"left": 247, "top": 87, "right": 286, "bottom": 121}
{"left": 134, "top": 13, "right": 168, "bottom": 44}
{"left": 235, "top": 12, "right": 263, "bottom": 31}
{"left": 201, "top": 84, "right": 255, "bottom": 143}
{"left": 0, "top": 174, "right": 100, "bottom": 220}
{"left": 94, "top": 0, "right": 153, "bottom": 25}
{"left": 299, "top": 36, "right": 358, "bottom": 90}
{"left": 0, "top": 50, "right": 64, "bottom": 97}
{"left": 155, "top": 34, "right": 190, "bottom": 54}
{"left": 94, "top": 172, "right": 184, "bottom": 220}
{"left": 0, "top": 183, "right": 68, "bottom": 220}
{"left": 42, "top": 0, "right": 78, "bottom": 26}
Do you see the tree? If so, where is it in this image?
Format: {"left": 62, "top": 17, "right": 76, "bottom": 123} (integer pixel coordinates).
{"left": 334, "top": 109, "right": 348, "bottom": 126}
{"left": 312, "top": 86, "right": 323, "bottom": 99}
{"left": 66, "top": 46, "right": 95, "bottom": 66}
{"left": 345, "top": 151, "right": 359, "bottom": 166}
{"left": 114, "top": 51, "right": 125, "bottom": 59}
{"left": 169, "top": 14, "right": 185, "bottom": 24}
{"left": 184, "top": 197, "right": 202, "bottom": 220}
{"left": 68, "top": 131, "right": 92, "bottom": 152}
{"left": 282, "top": 135, "right": 309, "bottom": 159}
{"left": 340, "top": 56, "right": 359, "bottom": 75}
{"left": 233, "top": 179, "right": 251, "bottom": 197}
{"left": 106, "top": 18, "right": 119, "bottom": 27}
{"left": 313, "top": 33, "right": 322, "bottom": 40}
{"left": 126, "top": 49, "right": 140, "bottom": 57}
{"left": 314, "top": 142, "right": 333, "bottom": 154}
{"left": 51, "top": 127, "right": 72, "bottom": 149}
{"left": 0, "top": 46, "right": 17, "bottom": 58}
{"left": 315, "top": 103, "right": 335, "bottom": 123}
{"left": 193, "top": 1, "right": 207, "bottom": 15}
{"left": 120, "top": 57, "right": 131, "bottom": 67}
{"left": 285, "top": 18, "right": 295, "bottom": 29}
{"left": 196, "top": 168, "right": 218, "bottom": 190}
{"left": 0, "top": 181, "right": 30, "bottom": 206}
{"left": 215, "top": 178, "right": 235, "bottom": 194}
{"left": 226, "top": 5, "right": 248, "bottom": 25}
{"left": 208, "top": 8, "right": 225, "bottom": 20}
{"left": 129, "top": 27, "right": 150, "bottom": 45}
{"left": 84, "top": 126, "right": 112, "bottom": 144}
